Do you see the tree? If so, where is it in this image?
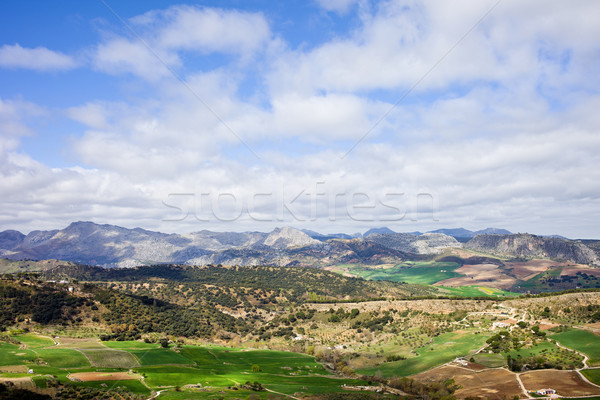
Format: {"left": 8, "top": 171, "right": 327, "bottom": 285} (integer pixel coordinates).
{"left": 251, "top": 364, "right": 261, "bottom": 372}
{"left": 159, "top": 338, "right": 169, "bottom": 348}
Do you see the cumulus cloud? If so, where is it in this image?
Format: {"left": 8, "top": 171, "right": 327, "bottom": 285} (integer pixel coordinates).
{"left": 91, "top": 5, "right": 272, "bottom": 80}
{"left": 2, "top": 1, "right": 600, "bottom": 237}
{"left": 0, "top": 44, "right": 77, "bottom": 71}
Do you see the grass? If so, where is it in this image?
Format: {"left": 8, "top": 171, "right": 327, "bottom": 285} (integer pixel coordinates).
{"left": 551, "top": 329, "right": 600, "bottom": 365}
{"left": 582, "top": 369, "right": 600, "bottom": 385}
{"left": 345, "top": 261, "right": 463, "bottom": 285}
{"left": 102, "top": 340, "right": 159, "bottom": 349}
{"left": 471, "top": 353, "right": 506, "bottom": 368}
{"left": 129, "top": 349, "right": 195, "bottom": 366}
{"left": 14, "top": 333, "right": 55, "bottom": 348}
{"left": 0, "top": 342, "right": 37, "bottom": 366}
{"left": 358, "top": 331, "right": 490, "bottom": 377}
{"left": 80, "top": 349, "right": 140, "bottom": 368}
{"left": 437, "top": 285, "right": 518, "bottom": 298}
{"left": 0, "top": 337, "right": 370, "bottom": 398}
{"left": 504, "top": 340, "right": 557, "bottom": 359}
{"left": 34, "top": 348, "right": 91, "bottom": 368}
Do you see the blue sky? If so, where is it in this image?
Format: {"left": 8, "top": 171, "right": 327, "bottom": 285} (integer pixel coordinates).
{"left": 1, "top": 0, "right": 600, "bottom": 238}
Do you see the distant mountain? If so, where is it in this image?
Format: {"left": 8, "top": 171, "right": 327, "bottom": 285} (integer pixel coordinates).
{"left": 365, "top": 232, "right": 461, "bottom": 254}
{"left": 465, "top": 233, "right": 599, "bottom": 265}
{"left": 0, "top": 230, "right": 25, "bottom": 254}
{"left": 364, "top": 227, "right": 395, "bottom": 237}
{"left": 4, "top": 222, "right": 590, "bottom": 268}
{"left": 429, "top": 228, "right": 474, "bottom": 238}
{"left": 301, "top": 229, "right": 355, "bottom": 240}
{"left": 427, "top": 227, "right": 511, "bottom": 239}
{"left": 475, "top": 227, "right": 512, "bottom": 235}
{"left": 1, "top": 221, "right": 270, "bottom": 267}
{"left": 263, "top": 227, "right": 321, "bottom": 249}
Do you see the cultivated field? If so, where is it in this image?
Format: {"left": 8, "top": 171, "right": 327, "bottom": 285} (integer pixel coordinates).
{"left": 414, "top": 365, "right": 523, "bottom": 399}
{"left": 551, "top": 329, "right": 600, "bottom": 365}
{"left": 0, "top": 338, "right": 368, "bottom": 399}
{"left": 358, "top": 331, "right": 489, "bottom": 377}
{"left": 520, "top": 370, "right": 600, "bottom": 397}
{"left": 69, "top": 371, "right": 140, "bottom": 382}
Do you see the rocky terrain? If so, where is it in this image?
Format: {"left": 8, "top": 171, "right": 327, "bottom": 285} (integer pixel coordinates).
{"left": 365, "top": 232, "right": 461, "bottom": 254}
{"left": 1, "top": 222, "right": 598, "bottom": 268}
{"left": 0, "top": 222, "right": 451, "bottom": 267}
{"left": 465, "top": 233, "right": 600, "bottom": 265}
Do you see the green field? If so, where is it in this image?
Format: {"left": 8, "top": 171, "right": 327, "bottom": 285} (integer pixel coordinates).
{"left": 34, "top": 348, "right": 91, "bottom": 368}
{"left": 130, "top": 348, "right": 195, "bottom": 366}
{"left": 102, "top": 340, "right": 159, "bottom": 349}
{"left": 551, "top": 329, "right": 600, "bottom": 365}
{"left": 582, "top": 368, "right": 600, "bottom": 385}
{"left": 342, "top": 261, "right": 463, "bottom": 285}
{"left": 14, "top": 333, "right": 55, "bottom": 348}
{"left": 79, "top": 349, "right": 140, "bottom": 368}
{"left": 437, "top": 285, "right": 518, "bottom": 298}
{"left": 337, "top": 263, "right": 518, "bottom": 298}
{"left": 0, "top": 342, "right": 36, "bottom": 366}
{"left": 471, "top": 353, "right": 506, "bottom": 368}
{"left": 358, "top": 331, "right": 490, "bottom": 377}
{"left": 0, "top": 336, "right": 368, "bottom": 398}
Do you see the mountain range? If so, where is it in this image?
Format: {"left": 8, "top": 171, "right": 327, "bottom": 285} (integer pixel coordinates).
{"left": 0, "top": 221, "right": 597, "bottom": 267}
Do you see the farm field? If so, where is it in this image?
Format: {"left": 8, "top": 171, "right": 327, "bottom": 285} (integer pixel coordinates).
{"left": 413, "top": 365, "right": 523, "bottom": 399}
{"left": 520, "top": 370, "right": 600, "bottom": 397}
{"left": 437, "top": 285, "right": 517, "bottom": 298}
{"left": 358, "top": 331, "right": 489, "bottom": 377}
{"left": 470, "top": 353, "right": 506, "bottom": 368}
{"left": 0, "top": 337, "right": 368, "bottom": 399}
{"left": 582, "top": 368, "right": 600, "bottom": 385}
{"left": 331, "top": 262, "right": 519, "bottom": 297}
{"left": 551, "top": 329, "right": 600, "bottom": 365}
{"left": 340, "top": 261, "right": 463, "bottom": 285}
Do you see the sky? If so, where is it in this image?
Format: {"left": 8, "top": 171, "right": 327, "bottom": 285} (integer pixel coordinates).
{"left": 1, "top": 0, "right": 599, "bottom": 238}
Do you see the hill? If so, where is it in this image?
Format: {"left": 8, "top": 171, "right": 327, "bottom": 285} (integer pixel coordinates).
{"left": 365, "top": 232, "right": 461, "bottom": 254}
{"left": 465, "top": 233, "right": 600, "bottom": 265}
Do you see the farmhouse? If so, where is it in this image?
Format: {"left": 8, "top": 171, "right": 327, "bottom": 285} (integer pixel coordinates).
{"left": 536, "top": 388, "right": 556, "bottom": 395}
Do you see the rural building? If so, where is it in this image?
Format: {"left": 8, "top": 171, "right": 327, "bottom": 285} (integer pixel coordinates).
{"left": 536, "top": 388, "right": 556, "bottom": 395}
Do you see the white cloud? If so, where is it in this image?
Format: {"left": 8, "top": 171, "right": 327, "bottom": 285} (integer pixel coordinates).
{"left": 2, "top": 1, "right": 600, "bottom": 238}
{"left": 0, "top": 44, "right": 77, "bottom": 71}
{"left": 93, "top": 37, "right": 178, "bottom": 81}
{"left": 314, "top": 0, "right": 360, "bottom": 15}
{"left": 91, "top": 6, "right": 272, "bottom": 80}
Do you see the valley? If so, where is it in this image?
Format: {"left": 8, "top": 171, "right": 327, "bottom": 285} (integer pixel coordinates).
{"left": 2, "top": 224, "right": 600, "bottom": 399}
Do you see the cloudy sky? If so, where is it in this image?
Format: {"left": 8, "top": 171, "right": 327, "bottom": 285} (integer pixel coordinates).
{"left": 1, "top": 0, "right": 599, "bottom": 238}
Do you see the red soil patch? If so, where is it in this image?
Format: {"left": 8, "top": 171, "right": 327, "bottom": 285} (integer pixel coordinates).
{"left": 520, "top": 370, "right": 600, "bottom": 397}
{"left": 68, "top": 372, "right": 139, "bottom": 382}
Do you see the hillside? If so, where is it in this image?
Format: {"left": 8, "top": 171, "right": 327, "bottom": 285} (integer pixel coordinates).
{"left": 0, "top": 222, "right": 456, "bottom": 268}
{"left": 466, "top": 233, "right": 600, "bottom": 265}
{"left": 366, "top": 232, "right": 461, "bottom": 254}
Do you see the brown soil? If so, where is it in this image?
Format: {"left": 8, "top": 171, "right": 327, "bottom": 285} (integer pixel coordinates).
{"left": 413, "top": 366, "right": 523, "bottom": 399}
{"left": 505, "top": 260, "right": 554, "bottom": 280}
{"left": 0, "top": 365, "right": 28, "bottom": 373}
{"left": 0, "top": 377, "right": 33, "bottom": 387}
{"left": 520, "top": 370, "right": 600, "bottom": 397}
{"left": 561, "top": 267, "right": 600, "bottom": 277}
{"left": 68, "top": 372, "right": 139, "bottom": 382}
{"left": 435, "top": 263, "right": 516, "bottom": 289}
